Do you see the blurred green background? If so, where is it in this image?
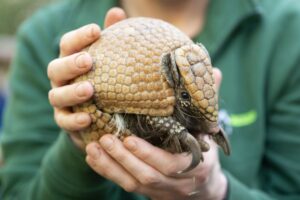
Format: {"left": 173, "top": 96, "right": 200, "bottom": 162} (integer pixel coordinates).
{"left": 0, "top": 0, "right": 54, "bottom": 128}
{"left": 0, "top": 0, "right": 54, "bottom": 67}
{"left": 0, "top": 0, "right": 53, "bottom": 34}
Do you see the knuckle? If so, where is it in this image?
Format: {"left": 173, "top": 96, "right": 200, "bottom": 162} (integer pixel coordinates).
{"left": 123, "top": 181, "right": 139, "bottom": 192}
{"left": 64, "top": 55, "right": 80, "bottom": 75}
{"left": 164, "top": 162, "right": 178, "bottom": 175}
{"left": 113, "top": 151, "right": 127, "bottom": 162}
{"left": 139, "top": 148, "right": 152, "bottom": 160}
{"left": 140, "top": 173, "right": 160, "bottom": 186}
{"left": 195, "top": 174, "right": 209, "bottom": 184}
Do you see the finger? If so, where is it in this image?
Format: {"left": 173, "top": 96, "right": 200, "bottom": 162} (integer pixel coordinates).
{"left": 48, "top": 81, "right": 93, "bottom": 108}
{"left": 54, "top": 108, "right": 91, "bottom": 131}
{"left": 123, "top": 136, "right": 192, "bottom": 176}
{"left": 85, "top": 142, "right": 140, "bottom": 193}
{"left": 99, "top": 135, "right": 196, "bottom": 195}
{"left": 99, "top": 135, "right": 166, "bottom": 187}
{"left": 86, "top": 143, "right": 172, "bottom": 196}
{"left": 48, "top": 52, "right": 92, "bottom": 87}
{"left": 104, "top": 7, "right": 127, "bottom": 28}
{"left": 59, "top": 23, "right": 101, "bottom": 57}
{"left": 212, "top": 68, "right": 222, "bottom": 91}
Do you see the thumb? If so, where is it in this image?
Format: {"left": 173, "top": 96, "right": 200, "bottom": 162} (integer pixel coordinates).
{"left": 212, "top": 67, "right": 222, "bottom": 91}
{"left": 104, "top": 7, "right": 127, "bottom": 28}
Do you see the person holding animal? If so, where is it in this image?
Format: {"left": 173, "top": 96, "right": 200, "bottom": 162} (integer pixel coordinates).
{"left": 1, "top": 0, "right": 300, "bottom": 200}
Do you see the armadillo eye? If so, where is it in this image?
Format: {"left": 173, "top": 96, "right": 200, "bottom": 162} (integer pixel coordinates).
{"left": 181, "top": 91, "right": 190, "bottom": 100}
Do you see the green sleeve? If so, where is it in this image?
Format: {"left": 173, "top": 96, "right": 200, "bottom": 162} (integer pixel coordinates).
{"left": 224, "top": 63, "right": 300, "bottom": 200}
{"left": 0, "top": 3, "right": 147, "bottom": 200}
{"left": 224, "top": 9, "right": 300, "bottom": 200}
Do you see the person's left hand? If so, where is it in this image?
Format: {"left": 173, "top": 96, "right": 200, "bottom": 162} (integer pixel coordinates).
{"left": 85, "top": 134, "right": 227, "bottom": 200}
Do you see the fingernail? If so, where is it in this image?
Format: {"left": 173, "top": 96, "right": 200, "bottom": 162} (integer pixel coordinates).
{"left": 76, "top": 82, "right": 92, "bottom": 97}
{"left": 125, "top": 139, "right": 137, "bottom": 151}
{"left": 89, "top": 146, "right": 101, "bottom": 160}
{"left": 100, "top": 136, "right": 114, "bottom": 150}
{"left": 76, "top": 114, "right": 90, "bottom": 125}
{"left": 75, "top": 53, "right": 91, "bottom": 68}
{"left": 89, "top": 24, "right": 100, "bottom": 37}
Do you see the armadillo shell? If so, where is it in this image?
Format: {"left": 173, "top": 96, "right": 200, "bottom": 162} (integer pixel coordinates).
{"left": 74, "top": 17, "right": 193, "bottom": 117}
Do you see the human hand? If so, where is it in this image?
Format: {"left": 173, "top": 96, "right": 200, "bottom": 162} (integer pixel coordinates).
{"left": 85, "top": 69, "right": 227, "bottom": 199}
{"left": 47, "top": 8, "right": 127, "bottom": 149}
{"left": 86, "top": 135, "right": 227, "bottom": 200}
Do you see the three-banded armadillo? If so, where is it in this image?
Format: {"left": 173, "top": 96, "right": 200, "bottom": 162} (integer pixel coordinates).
{"left": 73, "top": 17, "right": 230, "bottom": 173}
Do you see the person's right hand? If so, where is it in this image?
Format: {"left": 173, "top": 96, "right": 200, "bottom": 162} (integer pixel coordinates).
{"left": 47, "top": 8, "right": 127, "bottom": 149}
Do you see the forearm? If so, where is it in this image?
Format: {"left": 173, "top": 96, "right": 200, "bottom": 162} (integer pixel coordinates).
{"left": 2, "top": 132, "right": 121, "bottom": 200}
{"left": 29, "top": 133, "right": 110, "bottom": 199}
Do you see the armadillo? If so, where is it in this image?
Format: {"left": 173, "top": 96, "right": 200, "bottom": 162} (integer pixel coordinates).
{"left": 73, "top": 17, "right": 230, "bottom": 173}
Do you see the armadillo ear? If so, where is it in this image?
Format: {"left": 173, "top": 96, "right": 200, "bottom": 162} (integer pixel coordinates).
{"left": 161, "top": 53, "right": 174, "bottom": 87}
{"left": 161, "top": 52, "right": 180, "bottom": 88}
{"left": 170, "top": 52, "right": 180, "bottom": 86}
{"left": 160, "top": 53, "right": 173, "bottom": 88}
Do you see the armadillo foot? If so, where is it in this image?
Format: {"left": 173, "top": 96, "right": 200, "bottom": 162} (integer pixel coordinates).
{"left": 212, "top": 128, "right": 231, "bottom": 155}
{"left": 197, "top": 138, "right": 210, "bottom": 152}
{"left": 162, "top": 134, "right": 183, "bottom": 153}
{"left": 145, "top": 116, "right": 203, "bottom": 173}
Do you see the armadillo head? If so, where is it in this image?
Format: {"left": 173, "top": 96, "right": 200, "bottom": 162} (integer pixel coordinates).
{"left": 161, "top": 44, "right": 219, "bottom": 134}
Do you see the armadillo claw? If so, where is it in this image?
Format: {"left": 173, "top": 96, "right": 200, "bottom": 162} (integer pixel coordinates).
{"left": 212, "top": 128, "right": 231, "bottom": 155}
{"left": 197, "top": 138, "right": 210, "bottom": 152}
{"left": 177, "top": 133, "right": 203, "bottom": 174}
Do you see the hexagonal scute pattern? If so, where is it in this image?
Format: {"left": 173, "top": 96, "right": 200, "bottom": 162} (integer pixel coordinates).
{"left": 74, "top": 17, "right": 193, "bottom": 117}
{"left": 174, "top": 44, "right": 218, "bottom": 121}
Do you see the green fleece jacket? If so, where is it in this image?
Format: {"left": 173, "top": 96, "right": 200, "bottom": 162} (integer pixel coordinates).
{"left": 1, "top": 0, "right": 300, "bottom": 199}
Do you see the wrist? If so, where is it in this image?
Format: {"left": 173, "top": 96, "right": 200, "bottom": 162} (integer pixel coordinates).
{"left": 206, "top": 167, "right": 228, "bottom": 200}
{"left": 217, "top": 172, "right": 228, "bottom": 200}
{"left": 193, "top": 167, "right": 228, "bottom": 200}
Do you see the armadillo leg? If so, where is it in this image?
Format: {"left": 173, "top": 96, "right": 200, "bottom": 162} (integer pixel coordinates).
{"left": 146, "top": 116, "right": 202, "bottom": 173}
{"left": 212, "top": 128, "right": 231, "bottom": 155}
{"left": 162, "top": 134, "right": 183, "bottom": 153}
